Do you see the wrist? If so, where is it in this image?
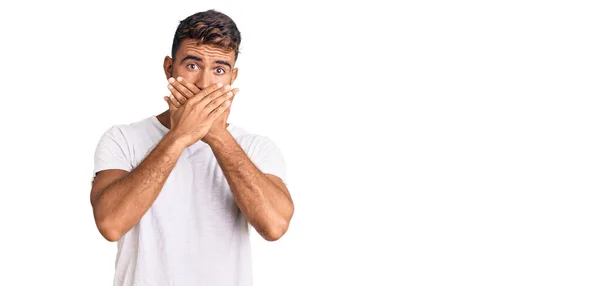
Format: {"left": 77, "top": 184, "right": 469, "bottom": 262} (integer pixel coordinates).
{"left": 162, "top": 131, "right": 188, "bottom": 153}
{"left": 204, "top": 129, "right": 232, "bottom": 148}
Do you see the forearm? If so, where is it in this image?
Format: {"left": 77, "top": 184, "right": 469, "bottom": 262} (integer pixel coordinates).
{"left": 93, "top": 132, "right": 185, "bottom": 241}
{"left": 208, "top": 132, "right": 293, "bottom": 241}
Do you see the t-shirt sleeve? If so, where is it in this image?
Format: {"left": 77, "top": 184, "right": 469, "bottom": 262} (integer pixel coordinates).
{"left": 251, "top": 136, "right": 288, "bottom": 185}
{"left": 93, "top": 125, "right": 133, "bottom": 179}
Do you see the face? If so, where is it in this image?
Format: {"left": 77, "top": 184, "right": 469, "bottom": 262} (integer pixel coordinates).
{"left": 163, "top": 39, "right": 238, "bottom": 90}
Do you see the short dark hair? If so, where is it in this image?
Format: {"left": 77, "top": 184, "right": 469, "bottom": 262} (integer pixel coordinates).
{"left": 171, "top": 10, "right": 242, "bottom": 61}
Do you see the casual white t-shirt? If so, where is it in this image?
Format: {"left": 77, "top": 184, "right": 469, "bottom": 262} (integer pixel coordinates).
{"left": 92, "top": 115, "right": 287, "bottom": 286}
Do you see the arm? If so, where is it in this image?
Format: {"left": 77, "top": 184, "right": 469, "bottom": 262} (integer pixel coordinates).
{"left": 165, "top": 77, "right": 293, "bottom": 240}
{"left": 91, "top": 82, "right": 233, "bottom": 242}
{"left": 91, "top": 133, "right": 185, "bottom": 242}
{"left": 206, "top": 132, "right": 294, "bottom": 241}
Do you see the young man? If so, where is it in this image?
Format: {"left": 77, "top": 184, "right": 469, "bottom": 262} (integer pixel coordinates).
{"left": 91, "top": 10, "right": 294, "bottom": 286}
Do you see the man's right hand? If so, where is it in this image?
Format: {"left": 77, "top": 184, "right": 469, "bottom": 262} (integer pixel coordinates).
{"left": 163, "top": 82, "right": 234, "bottom": 148}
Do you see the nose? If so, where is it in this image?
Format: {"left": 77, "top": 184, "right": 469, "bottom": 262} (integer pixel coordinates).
{"left": 194, "top": 70, "right": 213, "bottom": 90}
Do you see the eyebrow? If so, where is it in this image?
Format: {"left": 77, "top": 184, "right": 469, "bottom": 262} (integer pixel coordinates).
{"left": 181, "top": 55, "right": 232, "bottom": 69}
{"left": 215, "top": 60, "right": 232, "bottom": 69}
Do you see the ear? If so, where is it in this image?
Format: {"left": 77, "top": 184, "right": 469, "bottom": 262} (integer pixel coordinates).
{"left": 231, "top": 67, "right": 238, "bottom": 84}
{"left": 163, "top": 56, "right": 173, "bottom": 79}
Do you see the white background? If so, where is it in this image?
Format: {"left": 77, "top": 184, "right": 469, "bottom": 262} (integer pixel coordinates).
{"left": 0, "top": 0, "right": 599, "bottom": 285}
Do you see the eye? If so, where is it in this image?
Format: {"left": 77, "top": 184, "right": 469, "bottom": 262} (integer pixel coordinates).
{"left": 215, "top": 67, "right": 226, "bottom": 74}
{"left": 187, "top": 63, "right": 199, "bottom": 70}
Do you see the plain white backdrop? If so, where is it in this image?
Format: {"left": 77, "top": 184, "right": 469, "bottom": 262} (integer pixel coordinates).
{"left": 0, "top": 0, "right": 599, "bottom": 285}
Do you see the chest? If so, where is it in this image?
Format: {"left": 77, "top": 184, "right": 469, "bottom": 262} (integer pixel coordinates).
{"left": 150, "top": 147, "right": 238, "bottom": 222}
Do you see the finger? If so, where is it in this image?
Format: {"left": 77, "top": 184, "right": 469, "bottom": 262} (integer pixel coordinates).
{"left": 188, "top": 82, "right": 228, "bottom": 105}
{"left": 164, "top": 96, "right": 177, "bottom": 111}
{"left": 168, "top": 77, "right": 195, "bottom": 99}
{"left": 176, "top": 76, "right": 201, "bottom": 96}
{"left": 168, "top": 84, "right": 187, "bottom": 106}
{"left": 169, "top": 94, "right": 182, "bottom": 109}
{"left": 198, "top": 84, "right": 233, "bottom": 108}
{"left": 231, "top": 88, "right": 239, "bottom": 100}
{"left": 206, "top": 99, "right": 232, "bottom": 121}
{"left": 225, "top": 88, "right": 239, "bottom": 107}
{"left": 202, "top": 90, "right": 235, "bottom": 116}
{"left": 164, "top": 94, "right": 181, "bottom": 109}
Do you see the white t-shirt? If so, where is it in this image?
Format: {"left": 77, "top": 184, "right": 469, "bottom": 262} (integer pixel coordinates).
{"left": 92, "top": 115, "right": 287, "bottom": 286}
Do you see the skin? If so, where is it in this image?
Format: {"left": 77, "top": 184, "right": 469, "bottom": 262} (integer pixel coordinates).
{"left": 91, "top": 39, "right": 294, "bottom": 242}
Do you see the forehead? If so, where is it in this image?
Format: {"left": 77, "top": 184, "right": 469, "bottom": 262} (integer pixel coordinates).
{"left": 176, "top": 39, "right": 235, "bottom": 61}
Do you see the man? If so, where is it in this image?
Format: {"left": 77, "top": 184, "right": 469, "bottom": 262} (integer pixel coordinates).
{"left": 91, "top": 10, "right": 294, "bottom": 286}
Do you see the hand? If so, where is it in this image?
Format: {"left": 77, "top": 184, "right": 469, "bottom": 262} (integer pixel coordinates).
{"left": 165, "top": 77, "right": 201, "bottom": 129}
{"left": 165, "top": 77, "right": 239, "bottom": 144}
{"left": 166, "top": 77, "right": 200, "bottom": 108}
{"left": 163, "top": 80, "right": 235, "bottom": 148}
{"left": 202, "top": 91, "right": 236, "bottom": 144}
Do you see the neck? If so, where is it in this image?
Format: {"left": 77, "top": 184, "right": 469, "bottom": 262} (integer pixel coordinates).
{"left": 157, "top": 110, "right": 171, "bottom": 129}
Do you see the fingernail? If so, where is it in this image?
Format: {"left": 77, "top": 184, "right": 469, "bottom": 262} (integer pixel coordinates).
{"left": 217, "top": 83, "right": 223, "bottom": 88}
{"left": 168, "top": 85, "right": 173, "bottom": 89}
{"left": 169, "top": 77, "right": 175, "bottom": 83}
{"left": 177, "top": 77, "right": 183, "bottom": 82}
{"left": 170, "top": 94, "right": 174, "bottom": 99}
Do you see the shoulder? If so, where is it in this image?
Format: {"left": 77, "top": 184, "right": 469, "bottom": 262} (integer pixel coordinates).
{"left": 229, "top": 124, "right": 278, "bottom": 146}
{"left": 228, "top": 124, "right": 283, "bottom": 157}
{"left": 94, "top": 116, "right": 160, "bottom": 163}
{"left": 93, "top": 116, "right": 159, "bottom": 174}
{"left": 97, "top": 116, "right": 157, "bottom": 143}
{"left": 227, "top": 124, "right": 287, "bottom": 183}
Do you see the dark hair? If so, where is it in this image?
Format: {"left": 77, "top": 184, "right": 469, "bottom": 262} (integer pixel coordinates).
{"left": 171, "top": 10, "right": 242, "bottom": 61}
